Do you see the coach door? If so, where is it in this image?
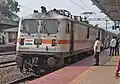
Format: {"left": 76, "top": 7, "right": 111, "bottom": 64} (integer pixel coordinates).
{"left": 98, "top": 29, "right": 100, "bottom": 40}
{"left": 69, "top": 21, "right": 74, "bottom": 53}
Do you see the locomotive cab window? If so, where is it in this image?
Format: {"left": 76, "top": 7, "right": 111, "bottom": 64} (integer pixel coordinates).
{"left": 40, "top": 19, "right": 60, "bottom": 34}
{"left": 66, "top": 23, "right": 70, "bottom": 33}
{"left": 21, "top": 19, "right": 39, "bottom": 34}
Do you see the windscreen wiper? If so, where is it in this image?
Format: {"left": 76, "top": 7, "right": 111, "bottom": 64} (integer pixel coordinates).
{"left": 24, "top": 25, "right": 31, "bottom": 35}
{"left": 43, "top": 24, "right": 50, "bottom": 35}
{"left": 25, "top": 28, "right": 31, "bottom": 35}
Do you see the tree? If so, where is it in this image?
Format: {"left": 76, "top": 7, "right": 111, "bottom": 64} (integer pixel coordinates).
{"left": 0, "top": 0, "right": 20, "bottom": 21}
{"left": 6, "top": 0, "right": 20, "bottom": 13}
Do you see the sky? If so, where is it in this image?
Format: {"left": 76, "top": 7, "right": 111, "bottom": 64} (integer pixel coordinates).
{"left": 16, "top": 0, "right": 105, "bottom": 17}
{"left": 16, "top": 0, "right": 117, "bottom": 33}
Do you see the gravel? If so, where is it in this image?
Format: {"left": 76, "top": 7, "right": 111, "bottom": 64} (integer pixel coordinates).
{"left": 0, "top": 65, "right": 23, "bottom": 84}
{"left": 0, "top": 64, "right": 32, "bottom": 84}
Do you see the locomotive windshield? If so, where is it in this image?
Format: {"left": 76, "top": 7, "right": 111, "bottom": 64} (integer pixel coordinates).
{"left": 21, "top": 19, "right": 39, "bottom": 34}
{"left": 40, "top": 19, "right": 59, "bottom": 34}
{"left": 21, "top": 19, "right": 59, "bottom": 34}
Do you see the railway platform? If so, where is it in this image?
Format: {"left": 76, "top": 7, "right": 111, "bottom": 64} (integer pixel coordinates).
{"left": 0, "top": 43, "right": 16, "bottom": 52}
{"left": 29, "top": 49, "right": 120, "bottom": 84}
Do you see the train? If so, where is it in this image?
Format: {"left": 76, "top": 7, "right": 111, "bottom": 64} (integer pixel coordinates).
{"left": 15, "top": 7, "right": 116, "bottom": 75}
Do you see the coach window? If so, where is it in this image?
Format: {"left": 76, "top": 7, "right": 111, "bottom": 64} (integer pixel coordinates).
{"left": 87, "top": 27, "right": 90, "bottom": 39}
{"left": 66, "top": 23, "right": 70, "bottom": 33}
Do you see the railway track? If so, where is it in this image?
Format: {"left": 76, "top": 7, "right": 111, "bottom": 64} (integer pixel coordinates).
{"left": 0, "top": 52, "right": 33, "bottom": 84}
{"left": 0, "top": 51, "right": 16, "bottom": 67}
{"left": 0, "top": 61, "right": 33, "bottom": 84}
{"left": 0, "top": 51, "right": 33, "bottom": 84}
{"left": 0, "top": 51, "right": 16, "bottom": 56}
{"left": 0, "top": 52, "right": 16, "bottom": 64}
{"left": 0, "top": 61, "right": 16, "bottom": 68}
{"left": 9, "top": 74, "right": 34, "bottom": 84}
{"left": 0, "top": 52, "right": 17, "bottom": 84}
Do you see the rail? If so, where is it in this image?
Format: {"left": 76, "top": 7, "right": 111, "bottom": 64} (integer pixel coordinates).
{"left": 0, "top": 61, "right": 16, "bottom": 68}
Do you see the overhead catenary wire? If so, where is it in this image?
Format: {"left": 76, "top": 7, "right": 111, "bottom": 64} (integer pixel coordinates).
{"left": 79, "top": 0, "right": 91, "bottom": 10}
{"left": 69, "top": 0, "right": 113, "bottom": 30}
{"left": 18, "top": 5, "right": 34, "bottom": 11}
{"left": 18, "top": 4, "right": 53, "bottom": 12}
{"left": 79, "top": 0, "right": 86, "bottom": 5}
{"left": 69, "top": 0, "right": 87, "bottom": 11}
{"left": 78, "top": 0, "right": 106, "bottom": 18}
{"left": 18, "top": 1, "right": 89, "bottom": 13}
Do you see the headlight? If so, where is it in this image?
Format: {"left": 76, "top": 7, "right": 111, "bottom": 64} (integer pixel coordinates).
{"left": 52, "top": 39, "right": 56, "bottom": 46}
{"left": 20, "top": 38, "right": 24, "bottom": 45}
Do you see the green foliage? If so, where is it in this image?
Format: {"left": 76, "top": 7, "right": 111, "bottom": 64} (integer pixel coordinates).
{"left": 0, "top": 0, "right": 20, "bottom": 19}
{"left": 6, "top": 0, "right": 20, "bottom": 13}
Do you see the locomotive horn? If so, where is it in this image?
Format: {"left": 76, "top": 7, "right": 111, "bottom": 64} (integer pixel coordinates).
{"left": 34, "top": 10, "right": 38, "bottom": 13}
{"left": 41, "top": 6, "right": 47, "bottom": 13}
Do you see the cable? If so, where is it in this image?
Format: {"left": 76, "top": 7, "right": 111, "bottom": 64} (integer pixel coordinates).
{"left": 69, "top": 0, "right": 87, "bottom": 11}
{"left": 79, "top": 0, "right": 90, "bottom": 9}
{"left": 18, "top": 4, "right": 52, "bottom": 12}
{"left": 79, "top": 0, "right": 85, "bottom": 5}
{"left": 18, "top": 5, "right": 33, "bottom": 11}
{"left": 78, "top": 0, "right": 106, "bottom": 19}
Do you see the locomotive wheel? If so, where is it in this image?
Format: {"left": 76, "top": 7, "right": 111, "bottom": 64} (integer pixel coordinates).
{"left": 66, "top": 57, "right": 72, "bottom": 64}
{"left": 73, "top": 55, "right": 78, "bottom": 63}
{"left": 55, "top": 58, "right": 64, "bottom": 69}
{"left": 47, "top": 57, "right": 57, "bottom": 67}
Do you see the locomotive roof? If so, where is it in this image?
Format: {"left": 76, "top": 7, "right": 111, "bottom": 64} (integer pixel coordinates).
{"left": 21, "top": 12, "right": 97, "bottom": 26}
{"left": 22, "top": 12, "right": 70, "bottom": 20}
{"left": 21, "top": 12, "right": 115, "bottom": 34}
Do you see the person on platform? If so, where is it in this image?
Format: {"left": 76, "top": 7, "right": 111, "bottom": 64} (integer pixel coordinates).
{"left": 115, "top": 38, "right": 119, "bottom": 56}
{"left": 93, "top": 38, "right": 101, "bottom": 66}
{"left": 109, "top": 36, "right": 116, "bottom": 56}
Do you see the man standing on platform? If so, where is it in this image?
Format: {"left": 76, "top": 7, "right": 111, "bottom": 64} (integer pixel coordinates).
{"left": 115, "top": 38, "right": 119, "bottom": 56}
{"left": 109, "top": 36, "right": 116, "bottom": 56}
{"left": 93, "top": 38, "right": 101, "bottom": 66}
